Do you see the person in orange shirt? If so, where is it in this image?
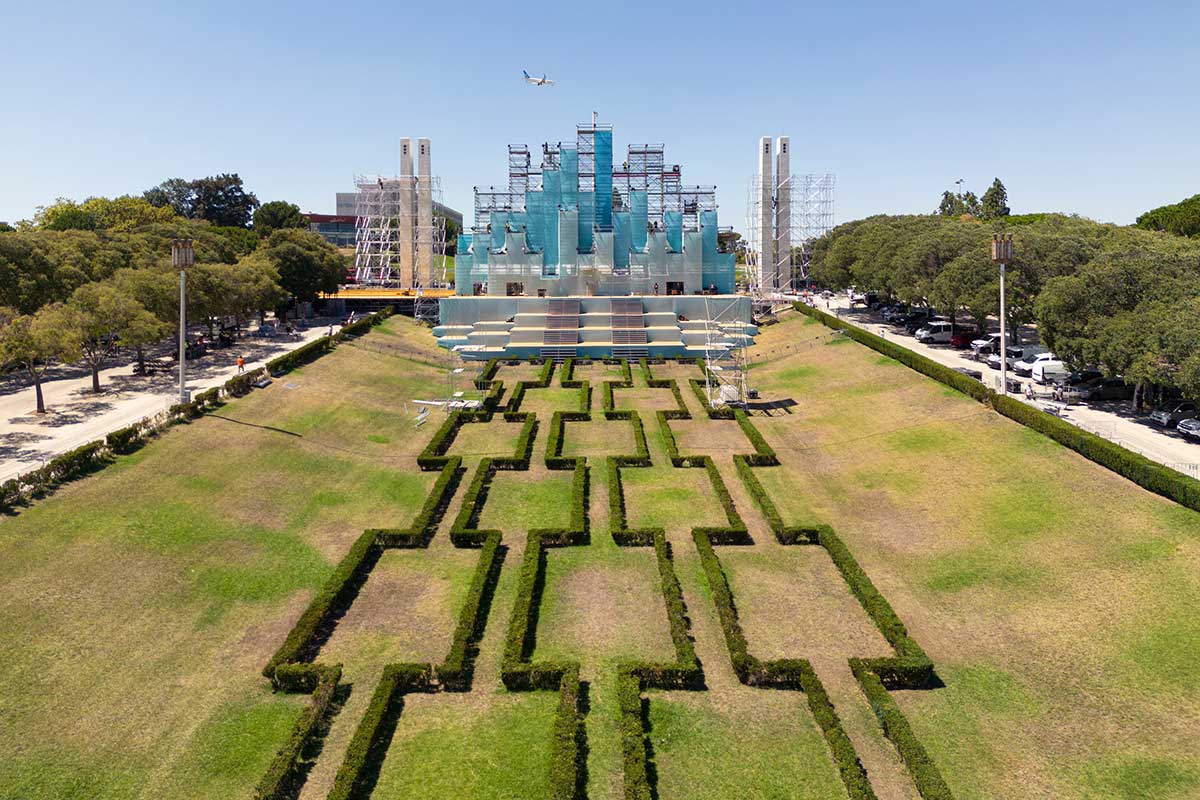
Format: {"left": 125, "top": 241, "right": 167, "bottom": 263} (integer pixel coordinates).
{"left": 236, "top": 356, "right": 245, "bottom": 374}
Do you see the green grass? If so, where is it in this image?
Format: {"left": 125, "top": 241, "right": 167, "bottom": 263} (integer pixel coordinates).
{"left": 620, "top": 466, "right": 727, "bottom": 530}
{"left": 478, "top": 469, "right": 574, "bottom": 531}
{"left": 372, "top": 693, "right": 558, "bottom": 799}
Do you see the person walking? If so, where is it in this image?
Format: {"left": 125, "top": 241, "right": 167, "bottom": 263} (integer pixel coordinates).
{"left": 236, "top": 356, "right": 245, "bottom": 374}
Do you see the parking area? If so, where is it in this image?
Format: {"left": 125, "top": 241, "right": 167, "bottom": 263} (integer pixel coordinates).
{"left": 813, "top": 293, "right": 1200, "bottom": 477}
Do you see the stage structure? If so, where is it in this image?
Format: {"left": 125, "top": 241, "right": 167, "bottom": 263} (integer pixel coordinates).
{"left": 352, "top": 138, "right": 449, "bottom": 311}
{"left": 433, "top": 118, "right": 756, "bottom": 364}
{"left": 745, "top": 136, "right": 834, "bottom": 308}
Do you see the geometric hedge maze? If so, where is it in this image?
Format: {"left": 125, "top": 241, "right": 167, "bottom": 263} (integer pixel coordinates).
{"left": 253, "top": 357, "right": 954, "bottom": 800}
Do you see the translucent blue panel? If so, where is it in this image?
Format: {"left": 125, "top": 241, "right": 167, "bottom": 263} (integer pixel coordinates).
{"left": 542, "top": 169, "right": 560, "bottom": 269}
{"left": 664, "top": 211, "right": 683, "bottom": 252}
{"left": 560, "top": 148, "right": 579, "bottom": 210}
{"left": 613, "top": 211, "right": 631, "bottom": 269}
{"left": 455, "top": 235, "right": 473, "bottom": 294}
{"left": 490, "top": 213, "right": 508, "bottom": 251}
{"left": 524, "top": 191, "right": 545, "bottom": 254}
{"left": 630, "top": 191, "right": 648, "bottom": 251}
{"left": 594, "top": 129, "right": 613, "bottom": 231}
{"left": 700, "top": 210, "right": 718, "bottom": 270}
{"left": 578, "top": 194, "right": 595, "bottom": 253}
{"left": 703, "top": 253, "right": 736, "bottom": 294}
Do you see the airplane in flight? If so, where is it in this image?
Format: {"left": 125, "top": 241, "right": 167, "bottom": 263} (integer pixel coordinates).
{"left": 523, "top": 70, "right": 555, "bottom": 86}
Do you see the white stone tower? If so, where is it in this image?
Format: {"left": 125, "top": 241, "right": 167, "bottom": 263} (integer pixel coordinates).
{"left": 416, "top": 138, "right": 433, "bottom": 286}
{"left": 757, "top": 136, "right": 775, "bottom": 287}
{"left": 398, "top": 138, "right": 415, "bottom": 285}
{"left": 774, "top": 137, "right": 791, "bottom": 288}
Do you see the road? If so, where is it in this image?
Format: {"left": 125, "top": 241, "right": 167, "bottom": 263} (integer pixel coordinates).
{"left": 0, "top": 321, "right": 339, "bottom": 483}
{"left": 808, "top": 294, "right": 1200, "bottom": 478}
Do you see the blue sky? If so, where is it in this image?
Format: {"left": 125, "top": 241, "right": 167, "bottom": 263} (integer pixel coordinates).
{"left": 3, "top": 0, "right": 1198, "bottom": 230}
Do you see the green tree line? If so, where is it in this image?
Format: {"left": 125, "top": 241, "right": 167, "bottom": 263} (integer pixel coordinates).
{"left": 809, "top": 212, "right": 1200, "bottom": 402}
{"left": 0, "top": 188, "right": 345, "bottom": 413}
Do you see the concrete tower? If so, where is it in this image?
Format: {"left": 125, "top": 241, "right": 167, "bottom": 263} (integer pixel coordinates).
{"left": 774, "top": 137, "right": 791, "bottom": 289}
{"left": 416, "top": 138, "right": 433, "bottom": 286}
{"left": 398, "top": 138, "right": 415, "bottom": 285}
{"left": 757, "top": 137, "right": 775, "bottom": 287}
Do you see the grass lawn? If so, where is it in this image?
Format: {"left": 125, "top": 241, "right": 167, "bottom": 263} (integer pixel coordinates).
{"left": 5, "top": 309, "right": 1199, "bottom": 800}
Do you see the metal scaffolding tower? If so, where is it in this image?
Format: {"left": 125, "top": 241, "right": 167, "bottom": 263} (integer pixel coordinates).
{"left": 352, "top": 174, "right": 448, "bottom": 287}
{"left": 746, "top": 172, "right": 835, "bottom": 306}
{"left": 702, "top": 295, "right": 749, "bottom": 408}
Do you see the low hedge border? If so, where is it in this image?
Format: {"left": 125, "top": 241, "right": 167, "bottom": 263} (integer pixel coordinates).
{"left": 546, "top": 411, "right": 591, "bottom": 469}
{"left": 618, "top": 671, "right": 653, "bottom": 800}
{"left": 602, "top": 408, "right": 651, "bottom": 466}
{"left": 326, "top": 663, "right": 435, "bottom": 800}
{"left": 734, "top": 408, "right": 779, "bottom": 465}
{"left": 793, "top": 301, "right": 1200, "bottom": 513}
{"left": 601, "top": 359, "right": 635, "bottom": 412}
{"left": 549, "top": 666, "right": 586, "bottom": 800}
{"left": 504, "top": 358, "right": 555, "bottom": 413}
{"left": 851, "top": 661, "right": 954, "bottom": 800}
{"left": 252, "top": 664, "right": 342, "bottom": 800}
{"left": 449, "top": 458, "right": 502, "bottom": 547}
{"left": 436, "top": 530, "right": 504, "bottom": 690}
{"left": 0, "top": 309, "right": 390, "bottom": 513}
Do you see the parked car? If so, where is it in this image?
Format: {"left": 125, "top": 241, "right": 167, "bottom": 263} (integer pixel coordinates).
{"left": 881, "top": 304, "right": 909, "bottom": 322}
{"left": 953, "top": 367, "right": 983, "bottom": 382}
{"left": 904, "top": 315, "right": 943, "bottom": 335}
{"left": 949, "top": 330, "right": 978, "bottom": 349}
{"left": 1060, "top": 369, "right": 1102, "bottom": 387}
{"left": 1036, "top": 363, "right": 1071, "bottom": 385}
{"left": 1149, "top": 399, "right": 1198, "bottom": 428}
{"left": 1077, "top": 377, "right": 1134, "bottom": 402}
{"left": 893, "top": 308, "right": 933, "bottom": 328}
{"left": 1177, "top": 417, "right": 1200, "bottom": 442}
{"left": 987, "top": 346, "right": 1025, "bottom": 370}
{"left": 915, "top": 320, "right": 956, "bottom": 344}
{"left": 1022, "top": 352, "right": 1064, "bottom": 381}
{"left": 1013, "top": 349, "right": 1052, "bottom": 377}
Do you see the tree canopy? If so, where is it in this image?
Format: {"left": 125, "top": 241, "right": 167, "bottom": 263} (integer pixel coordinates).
{"left": 144, "top": 174, "right": 260, "bottom": 228}
{"left": 1136, "top": 193, "right": 1200, "bottom": 239}
{"left": 253, "top": 201, "right": 306, "bottom": 235}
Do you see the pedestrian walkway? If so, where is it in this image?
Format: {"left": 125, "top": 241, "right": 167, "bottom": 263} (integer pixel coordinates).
{"left": 0, "top": 322, "right": 338, "bottom": 483}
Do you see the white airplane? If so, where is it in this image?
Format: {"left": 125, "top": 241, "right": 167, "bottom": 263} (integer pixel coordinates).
{"left": 523, "top": 70, "right": 555, "bottom": 86}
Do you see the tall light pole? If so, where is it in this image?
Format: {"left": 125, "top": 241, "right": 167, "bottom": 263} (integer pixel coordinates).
{"left": 171, "top": 238, "right": 194, "bottom": 404}
{"left": 991, "top": 233, "right": 1014, "bottom": 395}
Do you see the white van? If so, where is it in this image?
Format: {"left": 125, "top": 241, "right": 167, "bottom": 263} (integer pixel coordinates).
{"left": 914, "top": 320, "right": 955, "bottom": 344}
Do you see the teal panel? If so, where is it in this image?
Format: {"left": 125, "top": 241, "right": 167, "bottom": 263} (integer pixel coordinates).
{"left": 613, "top": 211, "right": 631, "bottom": 270}
{"left": 700, "top": 210, "right": 718, "bottom": 270}
{"left": 594, "top": 129, "right": 613, "bottom": 230}
{"left": 524, "top": 192, "right": 545, "bottom": 254}
{"left": 630, "top": 190, "right": 648, "bottom": 251}
{"left": 578, "top": 194, "right": 595, "bottom": 252}
{"left": 543, "top": 169, "right": 561, "bottom": 270}
{"left": 490, "top": 213, "right": 508, "bottom": 251}
{"left": 560, "top": 147, "right": 579, "bottom": 210}
{"left": 664, "top": 211, "right": 683, "bottom": 252}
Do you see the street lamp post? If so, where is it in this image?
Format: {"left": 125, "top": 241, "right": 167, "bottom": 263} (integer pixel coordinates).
{"left": 991, "top": 233, "right": 1014, "bottom": 395}
{"left": 171, "top": 238, "right": 195, "bottom": 404}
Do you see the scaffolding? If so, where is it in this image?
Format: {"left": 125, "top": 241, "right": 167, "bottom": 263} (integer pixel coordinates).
{"left": 746, "top": 173, "right": 835, "bottom": 307}
{"left": 353, "top": 175, "right": 449, "bottom": 289}
{"left": 702, "top": 295, "right": 749, "bottom": 407}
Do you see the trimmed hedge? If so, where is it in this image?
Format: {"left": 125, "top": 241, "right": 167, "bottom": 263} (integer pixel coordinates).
{"left": 549, "top": 666, "right": 585, "bottom": 800}
{"left": 326, "top": 662, "right": 433, "bottom": 800}
{"left": 495, "top": 413, "right": 537, "bottom": 469}
{"left": 991, "top": 392, "right": 1200, "bottom": 511}
{"left": 449, "top": 458, "right": 501, "bottom": 547}
{"left": 372, "top": 457, "right": 463, "bottom": 547}
{"left": 734, "top": 409, "right": 779, "bottom": 465}
{"left": 263, "top": 527, "right": 380, "bottom": 681}
{"left": 437, "top": 531, "right": 504, "bottom": 690}
{"left": 253, "top": 664, "right": 342, "bottom": 800}
{"left": 501, "top": 530, "right": 577, "bottom": 691}
{"left": 852, "top": 661, "right": 954, "bottom": 800}
{"left": 265, "top": 335, "right": 334, "bottom": 375}
{"left": 795, "top": 301, "right": 1200, "bottom": 514}
{"left": 337, "top": 306, "right": 393, "bottom": 339}
{"left": 504, "top": 358, "right": 554, "bottom": 413}
{"left": 530, "top": 459, "right": 589, "bottom": 546}
{"left": 618, "top": 672, "right": 652, "bottom": 800}
{"left": 797, "top": 662, "right": 877, "bottom": 800}
{"left": 546, "top": 411, "right": 591, "bottom": 469}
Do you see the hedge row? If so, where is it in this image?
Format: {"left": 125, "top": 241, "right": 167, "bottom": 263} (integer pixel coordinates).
{"left": 601, "top": 359, "right": 635, "bottom": 411}
{"left": 546, "top": 411, "right": 591, "bottom": 469}
{"left": 263, "top": 526, "right": 380, "bottom": 681}
{"left": 795, "top": 301, "right": 1200, "bottom": 514}
{"left": 991, "top": 392, "right": 1200, "bottom": 511}
{"left": 548, "top": 666, "right": 585, "bottom": 800}
{"left": 851, "top": 661, "right": 954, "bottom": 800}
{"left": 495, "top": 413, "right": 537, "bottom": 469}
{"left": 418, "top": 411, "right": 471, "bottom": 470}
{"left": 371, "top": 457, "right": 463, "bottom": 547}
{"left": 796, "top": 662, "right": 877, "bottom": 800}
{"left": 326, "top": 663, "right": 434, "bottom": 800}
{"left": 734, "top": 409, "right": 779, "bottom": 465}
{"left": 603, "top": 409, "right": 651, "bottom": 466}
{"left": 504, "top": 358, "right": 554, "bottom": 413}
{"left": 688, "top": 377, "right": 736, "bottom": 420}
{"left": 732, "top": 455, "right": 818, "bottom": 545}
{"left": 0, "top": 310, "right": 396, "bottom": 514}
{"left": 501, "top": 530, "right": 577, "bottom": 690}
{"left": 618, "top": 671, "right": 652, "bottom": 800}
{"left": 449, "top": 458, "right": 501, "bottom": 547}
{"left": 529, "top": 459, "right": 589, "bottom": 546}
{"left": 437, "top": 531, "right": 503, "bottom": 690}
{"left": 252, "top": 664, "right": 342, "bottom": 800}
{"left": 606, "top": 456, "right": 660, "bottom": 545}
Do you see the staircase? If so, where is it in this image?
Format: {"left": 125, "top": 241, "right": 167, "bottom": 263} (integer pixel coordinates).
{"left": 610, "top": 298, "right": 648, "bottom": 359}
{"left": 540, "top": 298, "right": 580, "bottom": 361}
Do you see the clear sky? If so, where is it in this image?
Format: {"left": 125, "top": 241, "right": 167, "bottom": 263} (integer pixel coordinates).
{"left": 3, "top": 0, "right": 1198, "bottom": 230}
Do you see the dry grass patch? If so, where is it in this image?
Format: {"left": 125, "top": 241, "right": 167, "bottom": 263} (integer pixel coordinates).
{"left": 621, "top": 466, "right": 728, "bottom": 531}
{"left": 563, "top": 417, "right": 636, "bottom": 458}
{"left": 446, "top": 418, "right": 522, "bottom": 458}
{"left": 670, "top": 417, "right": 753, "bottom": 456}
{"left": 477, "top": 466, "right": 574, "bottom": 532}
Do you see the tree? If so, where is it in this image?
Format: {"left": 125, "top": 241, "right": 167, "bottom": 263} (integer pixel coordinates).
{"left": 143, "top": 178, "right": 195, "bottom": 217}
{"left": 110, "top": 268, "right": 176, "bottom": 373}
{"left": 143, "top": 175, "right": 260, "bottom": 227}
{"left": 253, "top": 201, "right": 306, "bottom": 235}
{"left": 67, "top": 283, "right": 168, "bottom": 393}
{"left": 937, "top": 189, "right": 981, "bottom": 218}
{"left": 248, "top": 229, "right": 346, "bottom": 315}
{"left": 0, "top": 222, "right": 14, "bottom": 233}
{"left": 980, "top": 178, "right": 1011, "bottom": 220}
{"left": 1136, "top": 194, "right": 1200, "bottom": 239}
{"left": 0, "top": 304, "right": 82, "bottom": 414}
{"left": 190, "top": 174, "right": 259, "bottom": 227}
{"left": 36, "top": 198, "right": 98, "bottom": 230}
